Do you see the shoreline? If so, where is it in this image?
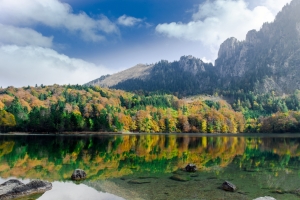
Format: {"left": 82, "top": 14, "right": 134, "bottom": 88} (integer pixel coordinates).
{"left": 1, "top": 132, "right": 300, "bottom": 137}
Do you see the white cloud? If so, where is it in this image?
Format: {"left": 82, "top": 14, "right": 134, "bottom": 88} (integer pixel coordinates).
{"left": 0, "top": 0, "right": 119, "bottom": 42}
{"left": 0, "top": 45, "right": 111, "bottom": 88}
{"left": 201, "top": 57, "right": 212, "bottom": 63}
{"left": 0, "top": 24, "right": 53, "bottom": 47}
{"left": 155, "top": 0, "right": 291, "bottom": 58}
{"left": 117, "top": 15, "right": 142, "bottom": 26}
{"left": 259, "top": 0, "right": 291, "bottom": 15}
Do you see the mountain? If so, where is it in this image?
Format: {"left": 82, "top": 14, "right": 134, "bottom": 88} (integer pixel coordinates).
{"left": 86, "top": 0, "right": 300, "bottom": 96}
{"left": 216, "top": 0, "right": 300, "bottom": 94}
{"left": 86, "top": 56, "right": 215, "bottom": 96}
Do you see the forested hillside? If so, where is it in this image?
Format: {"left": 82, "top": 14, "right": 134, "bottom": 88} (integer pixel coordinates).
{"left": 223, "top": 90, "right": 300, "bottom": 133}
{"left": 0, "top": 85, "right": 245, "bottom": 133}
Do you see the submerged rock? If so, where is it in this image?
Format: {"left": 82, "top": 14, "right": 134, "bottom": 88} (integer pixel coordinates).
{"left": 185, "top": 163, "right": 197, "bottom": 172}
{"left": 0, "top": 179, "right": 52, "bottom": 200}
{"left": 138, "top": 176, "right": 158, "bottom": 179}
{"left": 289, "top": 188, "right": 300, "bottom": 196}
{"left": 128, "top": 180, "right": 151, "bottom": 184}
{"left": 71, "top": 169, "right": 87, "bottom": 180}
{"left": 221, "top": 181, "right": 236, "bottom": 192}
{"left": 170, "top": 175, "right": 190, "bottom": 182}
{"left": 271, "top": 189, "right": 286, "bottom": 194}
{"left": 172, "top": 170, "right": 184, "bottom": 175}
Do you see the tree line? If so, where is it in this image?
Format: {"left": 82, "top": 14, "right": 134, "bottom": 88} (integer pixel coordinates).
{"left": 0, "top": 84, "right": 244, "bottom": 133}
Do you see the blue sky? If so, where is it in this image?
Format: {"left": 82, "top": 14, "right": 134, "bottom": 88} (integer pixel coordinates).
{"left": 0, "top": 0, "right": 292, "bottom": 87}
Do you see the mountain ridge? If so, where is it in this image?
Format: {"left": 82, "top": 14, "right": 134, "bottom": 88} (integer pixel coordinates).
{"left": 86, "top": 0, "right": 300, "bottom": 96}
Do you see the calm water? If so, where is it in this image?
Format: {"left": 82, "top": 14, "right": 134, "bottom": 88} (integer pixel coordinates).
{"left": 1, "top": 134, "right": 300, "bottom": 200}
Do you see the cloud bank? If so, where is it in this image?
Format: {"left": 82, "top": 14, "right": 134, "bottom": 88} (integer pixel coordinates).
{"left": 0, "top": 45, "right": 111, "bottom": 88}
{"left": 0, "top": 0, "right": 119, "bottom": 42}
{"left": 0, "top": 0, "right": 118, "bottom": 88}
{"left": 156, "top": 0, "right": 292, "bottom": 57}
{"left": 0, "top": 24, "right": 53, "bottom": 47}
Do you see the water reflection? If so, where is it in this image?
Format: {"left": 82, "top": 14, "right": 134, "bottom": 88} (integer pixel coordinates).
{"left": 0, "top": 134, "right": 300, "bottom": 199}
{"left": 39, "top": 181, "right": 124, "bottom": 200}
{"left": 0, "top": 135, "right": 247, "bottom": 181}
{"left": 0, "top": 178, "right": 124, "bottom": 200}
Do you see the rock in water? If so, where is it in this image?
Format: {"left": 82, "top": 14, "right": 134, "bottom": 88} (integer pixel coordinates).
{"left": 127, "top": 180, "right": 151, "bottom": 184}
{"left": 290, "top": 188, "right": 300, "bottom": 196}
{"left": 71, "top": 169, "right": 87, "bottom": 180}
{"left": 0, "top": 179, "right": 52, "bottom": 200}
{"left": 170, "top": 175, "right": 190, "bottom": 182}
{"left": 221, "top": 181, "right": 236, "bottom": 192}
{"left": 185, "top": 163, "right": 197, "bottom": 172}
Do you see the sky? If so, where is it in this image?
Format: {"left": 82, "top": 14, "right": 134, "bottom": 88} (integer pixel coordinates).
{"left": 0, "top": 0, "right": 292, "bottom": 87}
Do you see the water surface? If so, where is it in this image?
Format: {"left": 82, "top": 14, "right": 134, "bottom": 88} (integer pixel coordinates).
{"left": 0, "top": 134, "right": 300, "bottom": 199}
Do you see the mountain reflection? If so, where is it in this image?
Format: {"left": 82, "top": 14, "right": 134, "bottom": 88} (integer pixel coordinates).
{"left": 0, "top": 134, "right": 299, "bottom": 181}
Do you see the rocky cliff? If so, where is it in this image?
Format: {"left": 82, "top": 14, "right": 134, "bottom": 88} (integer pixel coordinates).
{"left": 216, "top": 0, "right": 300, "bottom": 94}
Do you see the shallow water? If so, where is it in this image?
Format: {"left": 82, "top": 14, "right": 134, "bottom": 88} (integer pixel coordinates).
{"left": 0, "top": 134, "right": 300, "bottom": 199}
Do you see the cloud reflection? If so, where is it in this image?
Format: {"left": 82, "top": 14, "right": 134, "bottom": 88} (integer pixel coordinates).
{"left": 0, "top": 178, "right": 124, "bottom": 200}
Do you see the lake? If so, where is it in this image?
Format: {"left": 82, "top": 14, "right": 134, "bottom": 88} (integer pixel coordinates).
{"left": 0, "top": 134, "right": 300, "bottom": 200}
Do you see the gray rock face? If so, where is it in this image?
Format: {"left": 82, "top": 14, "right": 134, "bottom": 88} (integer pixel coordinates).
{"left": 0, "top": 179, "right": 52, "bottom": 200}
{"left": 246, "top": 30, "right": 259, "bottom": 44}
{"left": 179, "top": 56, "right": 206, "bottom": 75}
{"left": 215, "top": 0, "right": 300, "bottom": 94}
{"left": 218, "top": 37, "right": 240, "bottom": 59}
{"left": 71, "top": 169, "right": 87, "bottom": 180}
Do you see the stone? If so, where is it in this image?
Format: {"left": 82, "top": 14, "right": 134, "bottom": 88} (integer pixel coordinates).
{"left": 271, "top": 189, "right": 286, "bottom": 194}
{"left": 127, "top": 180, "right": 151, "bottom": 184}
{"left": 253, "top": 197, "right": 276, "bottom": 200}
{"left": 221, "top": 181, "right": 236, "bottom": 192}
{"left": 185, "top": 163, "right": 197, "bottom": 172}
{"left": 71, "top": 169, "right": 87, "bottom": 180}
{"left": 170, "top": 175, "right": 190, "bottom": 182}
{"left": 289, "top": 188, "right": 300, "bottom": 196}
{"left": 0, "top": 179, "right": 52, "bottom": 200}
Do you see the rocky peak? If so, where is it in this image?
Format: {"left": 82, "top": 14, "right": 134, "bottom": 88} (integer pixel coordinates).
{"left": 246, "top": 30, "right": 259, "bottom": 44}
{"left": 218, "top": 37, "right": 240, "bottom": 59}
{"left": 179, "top": 55, "right": 206, "bottom": 75}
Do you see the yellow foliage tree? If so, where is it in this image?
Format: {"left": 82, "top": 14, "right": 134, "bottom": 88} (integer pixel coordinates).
{"left": 0, "top": 110, "right": 16, "bottom": 128}
{"left": 0, "top": 101, "right": 4, "bottom": 110}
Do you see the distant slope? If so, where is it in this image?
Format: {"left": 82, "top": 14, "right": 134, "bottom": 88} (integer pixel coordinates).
{"left": 87, "top": 0, "right": 300, "bottom": 96}
{"left": 86, "top": 64, "right": 154, "bottom": 87}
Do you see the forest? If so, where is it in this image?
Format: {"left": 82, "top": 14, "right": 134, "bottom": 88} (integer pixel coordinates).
{"left": 1, "top": 84, "right": 300, "bottom": 133}
{"left": 222, "top": 89, "right": 300, "bottom": 133}
{"left": 0, "top": 85, "right": 244, "bottom": 133}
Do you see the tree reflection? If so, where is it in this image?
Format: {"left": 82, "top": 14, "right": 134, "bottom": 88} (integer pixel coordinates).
{"left": 0, "top": 135, "right": 299, "bottom": 181}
